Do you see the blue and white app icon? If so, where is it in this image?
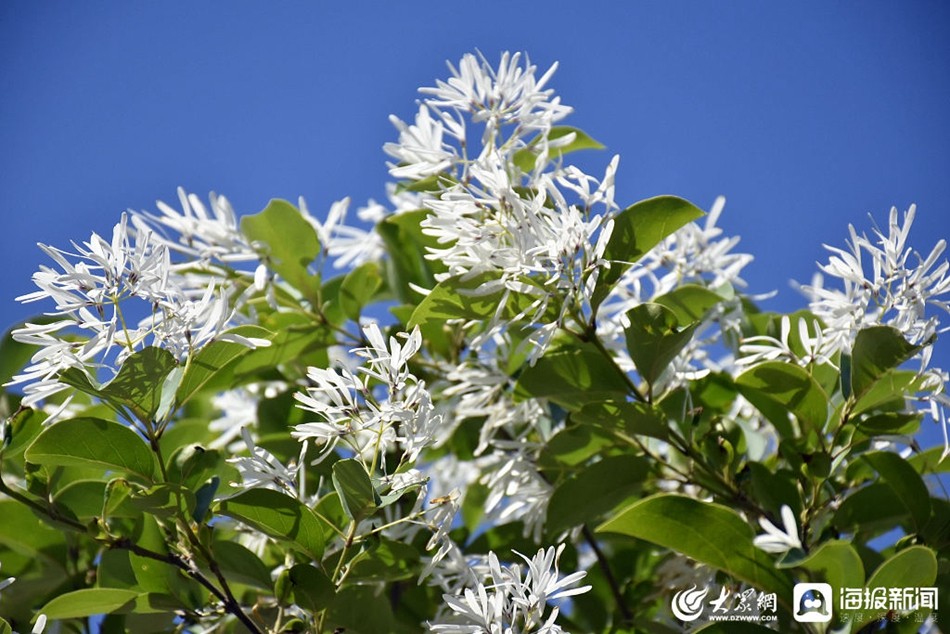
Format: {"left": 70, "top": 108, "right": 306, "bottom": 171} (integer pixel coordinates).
{"left": 793, "top": 583, "right": 833, "bottom": 623}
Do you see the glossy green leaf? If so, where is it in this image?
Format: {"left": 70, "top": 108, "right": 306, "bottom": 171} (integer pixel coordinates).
{"left": 25, "top": 417, "right": 156, "bottom": 482}
{"left": 796, "top": 540, "right": 864, "bottom": 591}
{"left": 241, "top": 199, "right": 321, "bottom": 295}
{"left": 592, "top": 195, "right": 705, "bottom": 310}
{"left": 852, "top": 369, "right": 924, "bottom": 416}
{"left": 512, "top": 126, "right": 604, "bottom": 172}
{"left": 514, "top": 340, "right": 631, "bottom": 410}
{"left": 860, "top": 451, "right": 931, "bottom": 531}
{"left": 408, "top": 272, "right": 557, "bottom": 330}
{"left": 212, "top": 540, "right": 274, "bottom": 591}
{"left": 853, "top": 546, "right": 938, "bottom": 630}
{"left": 598, "top": 494, "right": 793, "bottom": 599}
{"left": 39, "top": 588, "right": 139, "bottom": 618}
{"left": 60, "top": 347, "right": 178, "bottom": 423}
{"left": 332, "top": 458, "right": 377, "bottom": 522}
{"left": 547, "top": 455, "right": 649, "bottom": 535}
{"left": 285, "top": 564, "right": 334, "bottom": 612}
{"left": 653, "top": 284, "right": 730, "bottom": 325}
{"left": 851, "top": 326, "right": 922, "bottom": 399}
{"left": 52, "top": 479, "right": 108, "bottom": 520}
{"left": 0, "top": 617, "right": 11, "bottom": 634}
{"left": 339, "top": 261, "right": 384, "bottom": 321}
{"left": 177, "top": 325, "right": 273, "bottom": 404}
{"left": 218, "top": 488, "right": 326, "bottom": 560}
{"left": 735, "top": 362, "right": 828, "bottom": 432}
{"left": 624, "top": 302, "right": 699, "bottom": 388}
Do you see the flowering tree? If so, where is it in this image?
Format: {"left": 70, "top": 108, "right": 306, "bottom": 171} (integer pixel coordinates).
{"left": 0, "top": 51, "right": 948, "bottom": 634}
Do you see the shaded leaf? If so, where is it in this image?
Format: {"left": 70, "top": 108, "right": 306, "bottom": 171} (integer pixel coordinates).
{"left": 514, "top": 340, "right": 631, "bottom": 411}
{"left": 332, "top": 459, "right": 377, "bottom": 522}
{"left": 598, "top": 494, "right": 793, "bottom": 599}
{"left": 547, "top": 455, "right": 649, "bottom": 535}
{"left": 624, "top": 302, "right": 699, "bottom": 388}
{"left": 851, "top": 326, "right": 922, "bottom": 399}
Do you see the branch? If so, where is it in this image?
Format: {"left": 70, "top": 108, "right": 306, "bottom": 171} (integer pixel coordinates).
{"left": 581, "top": 524, "right": 633, "bottom": 625}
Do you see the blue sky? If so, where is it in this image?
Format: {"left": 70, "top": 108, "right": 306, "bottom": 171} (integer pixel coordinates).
{"left": 2, "top": 2, "right": 949, "bottom": 447}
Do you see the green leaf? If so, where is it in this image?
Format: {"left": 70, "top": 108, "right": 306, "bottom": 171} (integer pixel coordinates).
{"left": 324, "top": 585, "right": 394, "bottom": 634}
{"left": 573, "top": 400, "right": 669, "bottom": 441}
{"left": 39, "top": 588, "right": 140, "bottom": 618}
{"left": 377, "top": 209, "right": 442, "bottom": 303}
{"left": 513, "top": 126, "right": 605, "bottom": 172}
{"left": 285, "top": 564, "right": 334, "bottom": 612}
{"left": 514, "top": 343, "right": 631, "bottom": 411}
{"left": 408, "top": 272, "right": 557, "bottom": 330}
{"left": 852, "top": 369, "right": 924, "bottom": 416}
{"left": 540, "top": 424, "right": 617, "bottom": 471}
{"left": 241, "top": 199, "right": 321, "bottom": 295}
{"left": 25, "top": 417, "right": 156, "bottom": 482}
{"left": 592, "top": 195, "right": 705, "bottom": 310}
{"left": 346, "top": 538, "right": 420, "bottom": 583}
{"left": 217, "top": 488, "right": 326, "bottom": 560}
{"left": 547, "top": 455, "right": 649, "bottom": 535}
{"left": 52, "top": 479, "right": 108, "bottom": 520}
{"left": 624, "top": 303, "right": 699, "bottom": 388}
{"left": 339, "top": 261, "right": 384, "bottom": 321}
{"left": 598, "top": 494, "right": 793, "bottom": 599}
{"left": 833, "top": 483, "right": 911, "bottom": 534}
{"left": 796, "top": 540, "right": 865, "bottom": 591}
{"left": 653, "top": 284, "right": 730, "bottom": 325}
{"left": 850, "top": 326, "right": 922, "bottom": 399}
{"left": 860, "top": 451, "right": 931, "bottom": 531}
{"left": 0, "top": 617, "right": 11, "bottom": 634}
{"left": 60, "top": 347, "right": 179, "bottom": 423}
{"left": 177, "top": 325, "right": 273, "bottom": 404}
{"left": 853, "top": 546, "right": 938, "bottom": 630}
{"left": 735, "top": 362, "right": 828, "bottom": 433}
{"left": 332, "top": 459, "right": 377, "bottom": 522}
{"left": 212, "top": 540, "right": 274, "bottom": 591}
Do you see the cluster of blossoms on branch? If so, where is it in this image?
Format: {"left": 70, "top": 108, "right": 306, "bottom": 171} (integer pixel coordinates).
{"left": 1, "top": 50, "right": 948, "bottom": 634}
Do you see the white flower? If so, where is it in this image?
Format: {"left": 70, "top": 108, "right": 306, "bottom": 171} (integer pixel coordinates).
{"left": 141, "top": 187, "right": 257, "bottom": 264}
{"left": 227, "top": 427, "right": 305, "bottom": 499}
{"left": 753, "top": 505, "right": 803, "bottom": 554}
{"left": 299, "top": 196, "right": 384, "bottom": 270}
{"left": 801, "top": 205, "right": 950, "bottom": 354}
{"left": 420, "top": 51, "right": 571, "bottom": 141}
{"left": 427, "top": 543, "right": 589, "bottom": 633}
{"left": 737, "top": 315, "right": 835, "bottom": 369}
{"left": 385, "top": 105, "right": 457, "bottom": 180}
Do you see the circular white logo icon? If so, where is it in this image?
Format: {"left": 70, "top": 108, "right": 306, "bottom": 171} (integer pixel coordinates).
{"left": 671, "top": 585, "right": 709, "bottom": 622}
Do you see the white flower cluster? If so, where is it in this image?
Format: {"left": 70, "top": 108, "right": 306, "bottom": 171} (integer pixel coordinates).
{"left": 292, "top": 323, "right": 440, "bottom": 467}
{"left": 803, "top": 205, "right": 949, "bottom": 353}
{"left": 8, "top": 193, "right": 269, "bottom": 411}
{"left": 428, "top": 544, "right": 591, "bottom": 634}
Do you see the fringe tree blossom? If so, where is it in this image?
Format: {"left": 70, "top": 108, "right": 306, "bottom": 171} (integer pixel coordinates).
{"left": 803, "top": 205, "right": 950, "bottom": 353}
{"left": 753, "top": 505, "right": 803, "bottom": 554}
{"left": 428, "top": 544, "right": 590, "bottom": 634}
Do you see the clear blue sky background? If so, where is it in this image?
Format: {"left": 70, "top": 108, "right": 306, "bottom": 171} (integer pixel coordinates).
{"left": 2, "top": 2, "right": 949, "bottom": 448}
